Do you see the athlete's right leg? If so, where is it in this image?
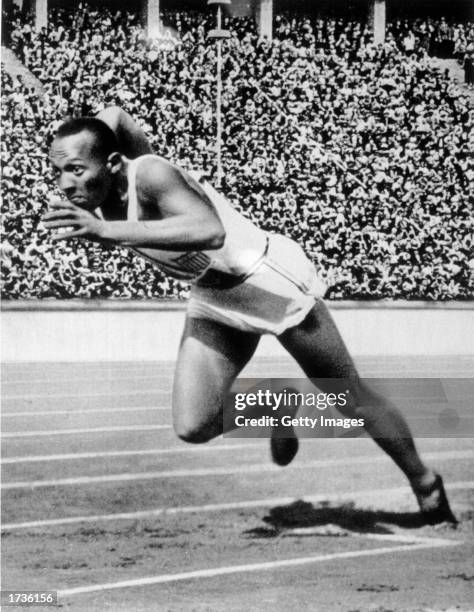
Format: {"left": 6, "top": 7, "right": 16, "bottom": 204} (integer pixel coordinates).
{"left": 278, "top": 301, "right": 426, "bottom": 475}
{"left": 278, "top": 299, "right": 457, "bottom": 523}
{"left": 172, "top": 316, "right": 260, "bottom": 443}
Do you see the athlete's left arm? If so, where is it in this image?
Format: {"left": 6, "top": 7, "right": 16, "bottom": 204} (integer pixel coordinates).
{"left": 44, "top": 158, "right": 226, "bottom": 251}
{"left": 96, "top": 106, "right": 153, "bottom": 159}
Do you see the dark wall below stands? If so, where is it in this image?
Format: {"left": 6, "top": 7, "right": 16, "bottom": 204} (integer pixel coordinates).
{"left": 10, "top": 0, "right": 473, "bottom": 21}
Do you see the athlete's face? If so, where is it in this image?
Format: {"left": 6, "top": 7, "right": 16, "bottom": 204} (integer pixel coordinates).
{"left": 50, "top": 132, "right": 113, "bottom": 211}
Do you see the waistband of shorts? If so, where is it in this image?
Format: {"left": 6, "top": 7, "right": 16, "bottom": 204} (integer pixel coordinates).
{"left": 196, "top": 235, "right": 270, "bottom": 290}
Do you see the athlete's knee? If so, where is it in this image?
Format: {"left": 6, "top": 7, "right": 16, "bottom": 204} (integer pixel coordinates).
{"left": 173, "top": 413, "right": 216, "bottom": 444}
{"left": 341, "top": 381, "right": 396, "bottom": 425}
{"left": 334, "top": 394, "right": 362, "bottom": 419}
{"left": 174, "top": 423, "right": 213, "bottom": 444}
{"left": 334, "top": 380, "right": 379, "bottom": 419}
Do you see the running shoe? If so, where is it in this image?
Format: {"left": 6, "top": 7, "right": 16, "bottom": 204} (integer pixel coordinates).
{"left": 414, "top": 474, "right": 458, "bottom": 525}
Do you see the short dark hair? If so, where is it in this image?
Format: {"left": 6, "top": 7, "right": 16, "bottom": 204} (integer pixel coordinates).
{"left": 54, "top": 117, "right": 119, "bottom": 161}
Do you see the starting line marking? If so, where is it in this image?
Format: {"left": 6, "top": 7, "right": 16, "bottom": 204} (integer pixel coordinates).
{"left": 2, "top": 450, "right": 473, "bottom": 490}
{"left": 1, "top": 425, "right": 172, "bottom": 439}
{"left": 1, "top": 442, "right": 263, "bottom": 464}
{"left": 3, "top": 481, "right": 472, "bottom": 531}
{"left": 57, "top": 534, "right": 460, "bottom": 597}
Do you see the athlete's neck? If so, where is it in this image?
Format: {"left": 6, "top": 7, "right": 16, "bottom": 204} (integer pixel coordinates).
{"left": 100, "top": 158, "right": 130, "bottom": 220}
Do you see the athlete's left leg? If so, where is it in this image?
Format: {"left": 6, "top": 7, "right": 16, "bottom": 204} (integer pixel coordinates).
{"left": 277, "top": 299, "right": 457, "bottom": 523}
{"left": 172, "top": 316, "right": 260, "bottom": 443}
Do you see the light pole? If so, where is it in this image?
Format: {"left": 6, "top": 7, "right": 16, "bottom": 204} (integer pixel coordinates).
{"left": 207, "top": 0, "right": 230, "bottom": 187}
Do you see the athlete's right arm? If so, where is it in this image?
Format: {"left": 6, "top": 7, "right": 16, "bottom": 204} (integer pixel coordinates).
{"left": 44, "top": 158, "right": 226, "bottom": 251}
{"left": 96, "top": 106, "right": 153, "bottom": 159}
{"left": 98, "top": 158, "right": 226, "bottom": 250}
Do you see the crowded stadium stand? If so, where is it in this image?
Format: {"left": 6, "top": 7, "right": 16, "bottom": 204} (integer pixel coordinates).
{"left": 1, "top": 1, "right": 473, "bottom": 300}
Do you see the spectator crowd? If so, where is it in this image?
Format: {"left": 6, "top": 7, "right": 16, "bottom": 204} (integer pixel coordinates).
{"left": 1, "top": 5, "right": 472, "bottom": 300}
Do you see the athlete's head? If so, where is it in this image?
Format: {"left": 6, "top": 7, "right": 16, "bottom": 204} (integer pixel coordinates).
{"left": 50, "top": 117, "right": 121, "bottom": 210}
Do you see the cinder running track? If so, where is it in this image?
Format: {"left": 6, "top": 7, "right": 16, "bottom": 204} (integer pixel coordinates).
{"left": 2, "top": 356, "right": 473, "bottom": 612}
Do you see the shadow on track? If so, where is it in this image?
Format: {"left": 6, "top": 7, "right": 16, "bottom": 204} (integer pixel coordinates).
{"left": 242, "top": 500, "right": 431, "bottom": 538}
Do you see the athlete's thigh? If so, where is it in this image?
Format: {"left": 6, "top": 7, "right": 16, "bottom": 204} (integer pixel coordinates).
{"left": 172, "top": 315, "right": 260, "bottom": 439}
{"left": 281, "top": 300, "right": 402, "bottom": 415}
{"left": 278, "top": 298, "right": 358, "bottom": 383}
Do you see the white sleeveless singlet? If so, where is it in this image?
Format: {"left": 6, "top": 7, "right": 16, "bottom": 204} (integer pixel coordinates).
{"left": 126, "top": 155, "right": 268, "bottom": 284}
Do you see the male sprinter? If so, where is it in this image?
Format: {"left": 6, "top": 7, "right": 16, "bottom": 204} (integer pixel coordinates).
{"left": 43, "top": 107, "right": 456, "bottom": 524}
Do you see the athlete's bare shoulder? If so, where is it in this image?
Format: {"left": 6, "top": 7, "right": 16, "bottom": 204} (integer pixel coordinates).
{"left": 134, "top": 156, "right": 218, "bottom": 217}
{"left": 135, "top": 156, "right": 209, "bottom": 200}
{"left": 134, "top": 155, "right": 185, "bottom": 195}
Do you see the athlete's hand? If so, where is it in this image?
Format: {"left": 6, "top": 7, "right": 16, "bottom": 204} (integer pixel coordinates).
{"left": 42, "top": 198, "right": 106, "bottom": 242}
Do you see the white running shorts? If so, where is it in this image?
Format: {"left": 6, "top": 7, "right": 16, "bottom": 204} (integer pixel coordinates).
{"left": 187, "top": 233, "right": 327, "bottom": 335}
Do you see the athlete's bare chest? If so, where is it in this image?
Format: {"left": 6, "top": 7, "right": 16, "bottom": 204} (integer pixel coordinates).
{"left": 100, "top": 194, "right": 162, "bottom": 222}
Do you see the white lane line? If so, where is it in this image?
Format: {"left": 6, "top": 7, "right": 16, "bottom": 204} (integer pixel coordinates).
{"left": 1, "top": 425, "right": 172, "bottom": 439}
{"left": 3, "top": 407, "right": 469, "bottom": 419}
{"left": 2, "top": 374, "right": 169, "bottom": 385}
{"left": 2, "top": 389, "right": 170, "bottom": 400}
{"left": 3, "top": 481, "right": 472, "bottom": 531}
{"left": 2, "top": 363, "right": 171, "bottom": 373}
{"left": 57, "top": 536, "right": 459, "bottom": 597}
{"left": 1, "top": 442, "right": 263, "bottom": 464}
{"left": 3, "top": 377, "right": 472, "bottom": 399}
{"left": 3, "top": 450, "right": 473, "bottom": 490}
{"left": 4, "top": 369, "right": 471, "bottom": 386}
{"left": 1, "top": 406, "right": 168, "bottom": 417}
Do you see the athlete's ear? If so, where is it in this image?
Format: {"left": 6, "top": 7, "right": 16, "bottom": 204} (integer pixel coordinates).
{"left": 106, "top": 152, "right": 122, "bottom": 174}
